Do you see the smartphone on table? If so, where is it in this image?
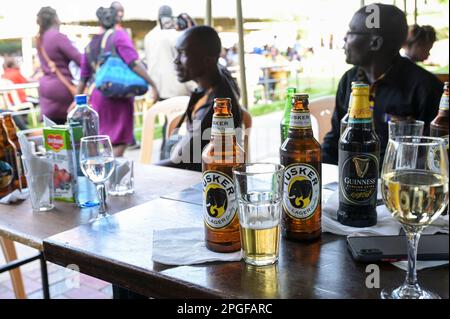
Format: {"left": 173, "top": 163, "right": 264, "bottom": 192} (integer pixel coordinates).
{"left": 347, "top": 234, "right": 449, "bottom": 262}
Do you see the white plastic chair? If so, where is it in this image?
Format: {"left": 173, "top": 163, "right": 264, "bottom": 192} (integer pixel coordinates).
{"left": 309, "top": 95, "right": 335, "bottom": 144}
{"left": 139, "top": 96, "right": 190, "bottom": 164}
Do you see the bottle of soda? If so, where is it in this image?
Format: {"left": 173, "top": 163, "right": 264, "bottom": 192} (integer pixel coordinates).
{"left": 67, "top": 94, "right": 99, "bottom": 207}
{"left": 280, "top": 87, "right": 297, "bottom": 144}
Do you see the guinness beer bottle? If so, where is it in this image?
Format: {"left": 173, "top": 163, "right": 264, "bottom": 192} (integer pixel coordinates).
{"left": 280, "top": 93, "right": 321, "bottom": 241}
{"left": 202, "top": 98, "right": 245, "bottom": 252}
{"left": 280, "top": 87, "right": 296, "bottom": 144}
{"left": 338, "top": 83, "right": 380, "bottom": 227}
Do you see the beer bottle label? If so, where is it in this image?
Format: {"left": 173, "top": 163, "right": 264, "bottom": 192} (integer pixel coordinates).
{"left": 282, "top": 163, "right": 320, "bottom": 220}
{"left": 339, "top": 151, "right": 379, "bottom": 205}
{"left": 211, "top": 115, "right": 235, "bottom": 136}
{"left": 289, "top": 110, "right": 311, "bottom": 129}
{"left": 203, "top": 170, "right": 237, "bottom": 229}
{"left": 439, "top": 95, "right": 449, "bottom": 111}
{"left": 0, "top": 160, "right": 14, "bottom": 189}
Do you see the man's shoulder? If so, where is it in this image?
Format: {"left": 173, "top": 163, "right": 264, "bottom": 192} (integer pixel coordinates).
{"left": 340, "top": 66, "right": 358, "bottom": 80}
{"left": 396, "top": 57, "right": 442, "bottom": 88}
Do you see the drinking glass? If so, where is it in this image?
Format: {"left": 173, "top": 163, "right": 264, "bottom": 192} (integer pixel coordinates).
{"left": 107, "top": 158, "right": 134, "bottom": 196}
{"left": 381, "top": 136, "right": 449, "bottom": 299}
{"left": 233, "top": 163, "right": 284, "bottom": 266}
{"left": 388, "top": 120, "right": 424, "bottom": 140}
{"left": 80, "top": 135, "right": 115, "bottom": 218}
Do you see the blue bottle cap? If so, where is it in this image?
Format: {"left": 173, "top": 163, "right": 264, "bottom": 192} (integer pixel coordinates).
{"left": 75, "top": 94, "right": 87, "bottom": 105}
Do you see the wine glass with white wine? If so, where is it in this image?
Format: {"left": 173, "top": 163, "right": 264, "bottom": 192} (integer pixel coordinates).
{"left": 80, "top": 135, "right": 115, "bottom": 219}
{"left": 381, "top": 136, "right": 449, "bottom": 299}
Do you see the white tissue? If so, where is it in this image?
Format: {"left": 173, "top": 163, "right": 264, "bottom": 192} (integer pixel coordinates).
{"left": 0, "top": 189, "right": 29, "bottom": 204}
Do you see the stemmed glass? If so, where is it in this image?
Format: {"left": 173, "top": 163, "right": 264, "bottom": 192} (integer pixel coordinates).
{"left": 381, "top": 136, "right": 449, "bottom": 299}
{"left": 80, "top": 135, "right": 116, "bottom": 219}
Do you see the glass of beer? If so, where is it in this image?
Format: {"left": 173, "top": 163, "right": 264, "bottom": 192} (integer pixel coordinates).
{"left": 381, "top": 136, "right": 449, "bottom": 299}
{"left": 233, "top": 163, "right": 284, "bottom": 266}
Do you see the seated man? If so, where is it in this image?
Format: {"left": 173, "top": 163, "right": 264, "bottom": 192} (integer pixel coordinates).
{"left": 322, "top": 4, "right": 443, "bottom": 165}
{"left": 156, "top": 25, "right": 242, "bottom": 171}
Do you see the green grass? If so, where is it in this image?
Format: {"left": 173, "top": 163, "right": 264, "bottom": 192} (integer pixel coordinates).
{"left": 248, "top": 76, "right": 337, "bottom": 117}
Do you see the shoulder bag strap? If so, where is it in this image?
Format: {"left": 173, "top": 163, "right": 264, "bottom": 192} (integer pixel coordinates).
{"left": 36, "top": 36, "right": 77, "bottom": 96}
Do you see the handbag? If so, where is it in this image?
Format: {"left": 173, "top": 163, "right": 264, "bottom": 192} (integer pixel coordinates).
{"left": 95, "top": 30, "right": 148, "bottom": 98}
{"left": 37, "top": 37, "right": 77, "bottom": 96}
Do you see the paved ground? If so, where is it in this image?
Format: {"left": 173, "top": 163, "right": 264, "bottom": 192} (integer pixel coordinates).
{"left": 0, "top": 111, "right": 283, "bottom": 299}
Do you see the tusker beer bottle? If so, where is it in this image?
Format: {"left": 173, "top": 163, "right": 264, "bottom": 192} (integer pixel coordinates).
{"left": 430, "top": 82, "right": 449, "bottom": 149}
{"left": 338, "top": 83, "right": 380, "bottom": 227}
{"left": 280, "top": 93, "right": 322, "bottom": 241}
{"left": 202, "top": 98, "right": 245, "bottom": 252}
{"left": 2, "top": 113, "right": 27, "bottom": 189}
{"left": 0, "top": 117, "right": 19, "bottom": 197}
{"left": 430, "top": 82, "right": 449, "bottom": 215}
{"left": 280, "top": 87, "right": 297, "bottom": 144}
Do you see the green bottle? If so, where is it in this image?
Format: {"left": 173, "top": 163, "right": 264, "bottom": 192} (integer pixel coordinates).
{"left": 280, "top": 87, "right": 297, "bottom": 144}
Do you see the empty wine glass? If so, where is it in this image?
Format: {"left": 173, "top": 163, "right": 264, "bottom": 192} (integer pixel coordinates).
{"left": 381, "top": 136, "right": 449, "bottom": 299}
{"left": 80, "top": 135, "right": 115, "bottom": 219}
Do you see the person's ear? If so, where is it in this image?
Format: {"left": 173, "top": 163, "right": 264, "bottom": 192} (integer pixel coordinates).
{"left": 369, "top": 35, "right": 383, "bottom": 51}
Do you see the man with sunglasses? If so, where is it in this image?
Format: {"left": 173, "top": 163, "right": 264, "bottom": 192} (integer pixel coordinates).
{"left": 322, "top": 3, "right": 443, "bottom": 164}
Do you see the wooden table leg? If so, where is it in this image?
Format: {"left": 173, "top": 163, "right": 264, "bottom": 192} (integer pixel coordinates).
{"left": 0, "top": 237, "right": 26, "bottom": 299}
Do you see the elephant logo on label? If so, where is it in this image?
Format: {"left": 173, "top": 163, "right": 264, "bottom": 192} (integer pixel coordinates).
{"left": 205, "top": 185, "right": 228, "bottom": 218}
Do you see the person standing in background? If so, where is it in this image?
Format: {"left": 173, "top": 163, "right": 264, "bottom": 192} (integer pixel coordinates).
{"left": 110, "top": 1, "right": 125, "bottom": 29}
{"left": 144, "top": 5, "right": 195, "bottom": 100}
{"left": 403, "top": 24, "right": 437, "bottom": 63}
{"left": 77, "top": 6, "right": 159, "bottom": 157}
{"left": 36, "top": 7, "right": 82, "bottom": 124}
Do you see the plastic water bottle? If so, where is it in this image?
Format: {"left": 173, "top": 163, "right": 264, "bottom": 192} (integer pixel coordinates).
{"left": 67, "top": 94, "right": 100, "bottom": 207}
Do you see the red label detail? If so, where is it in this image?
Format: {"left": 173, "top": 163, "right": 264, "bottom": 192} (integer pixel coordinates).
{"left": 47, "top": 134, "right": 64, "bottom": 152}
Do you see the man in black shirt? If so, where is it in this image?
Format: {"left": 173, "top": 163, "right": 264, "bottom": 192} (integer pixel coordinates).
{"left": 322, "top": 3, "right": 443, "bottom": 164}
{"left": 157, "top": 26, "right": 242, "bottom": 171}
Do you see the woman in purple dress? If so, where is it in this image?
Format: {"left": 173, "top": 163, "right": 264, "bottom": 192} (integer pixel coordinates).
{"left": 77, "top": 6, "right": 159, "bottom": 157}
{"left": 36, "top": 7, "right": 82, "bottom": 124}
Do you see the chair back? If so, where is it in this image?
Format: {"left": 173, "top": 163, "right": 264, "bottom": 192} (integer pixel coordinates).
{"left": 309, "top": 95, "right": 335, "bottom": 144}
{"left": 0, "top": 79, "right": 39, "bottom": 127}
{"left": 139, "top": 96, "right": 190, "bottom": 164}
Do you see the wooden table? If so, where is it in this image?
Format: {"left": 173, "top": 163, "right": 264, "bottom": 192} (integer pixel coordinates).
{"left": 43, "top": 165, "right": 449, "bottom": 299}
{"left": 0, "top": 164, "right": 200, "bottom": 250}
